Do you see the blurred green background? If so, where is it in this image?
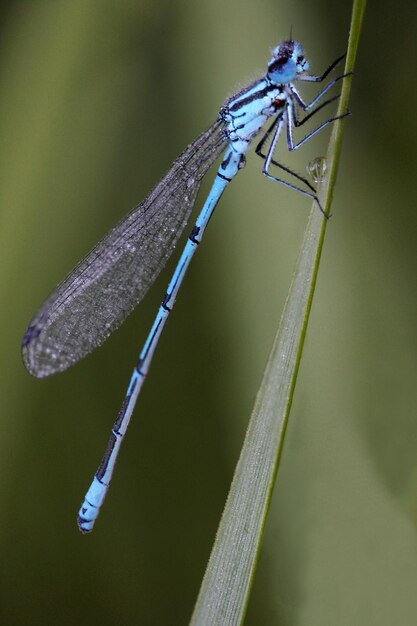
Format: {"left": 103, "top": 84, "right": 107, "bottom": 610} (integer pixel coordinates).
{"left": 1, "top": 1, "right": 416, "bottom": 624}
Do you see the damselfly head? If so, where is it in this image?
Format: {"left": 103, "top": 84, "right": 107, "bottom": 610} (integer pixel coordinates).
{"left": 267, "top": 40, "right": 309, "bottom": 85}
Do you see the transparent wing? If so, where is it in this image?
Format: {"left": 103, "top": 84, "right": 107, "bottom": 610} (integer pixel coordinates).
{"left": 22, "top": 120, "right": 227, "bottom": 377}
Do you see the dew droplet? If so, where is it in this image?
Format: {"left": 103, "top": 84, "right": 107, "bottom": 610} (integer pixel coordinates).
{"left": 125, "top": 242, "right": 137, "bottom": 254}
{"left": 307, "top": 156, "right": 327, "bottom": 184}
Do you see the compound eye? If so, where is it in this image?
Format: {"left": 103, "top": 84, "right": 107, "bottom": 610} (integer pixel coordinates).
{"left": 267, "top": 57, "right": 296, "bottom": 84}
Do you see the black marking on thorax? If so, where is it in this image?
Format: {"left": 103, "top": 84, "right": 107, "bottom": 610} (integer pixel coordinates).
{"left": 229, "top": 83, "right": 280, "bottom": 114}
{"left": 223, "top": 78, "right": 264, "bottom": 109}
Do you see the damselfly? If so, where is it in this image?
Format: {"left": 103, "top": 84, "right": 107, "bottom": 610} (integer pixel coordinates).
{"left": 22, "top": 40, "right": 349, "bottom": 533}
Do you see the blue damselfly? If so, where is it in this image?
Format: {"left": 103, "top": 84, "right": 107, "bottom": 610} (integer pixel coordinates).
{"left": 22, "top": 40, "right": 349, "bottom": 532}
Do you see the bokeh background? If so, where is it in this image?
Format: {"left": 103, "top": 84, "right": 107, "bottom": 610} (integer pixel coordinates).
{"left": 1, "top": 1, "right": 416, "bottom": 624}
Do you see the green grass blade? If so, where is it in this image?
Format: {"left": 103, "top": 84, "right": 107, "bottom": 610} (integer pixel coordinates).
{"left": 190, "top": 2, "right": 367, "bottom": 624}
